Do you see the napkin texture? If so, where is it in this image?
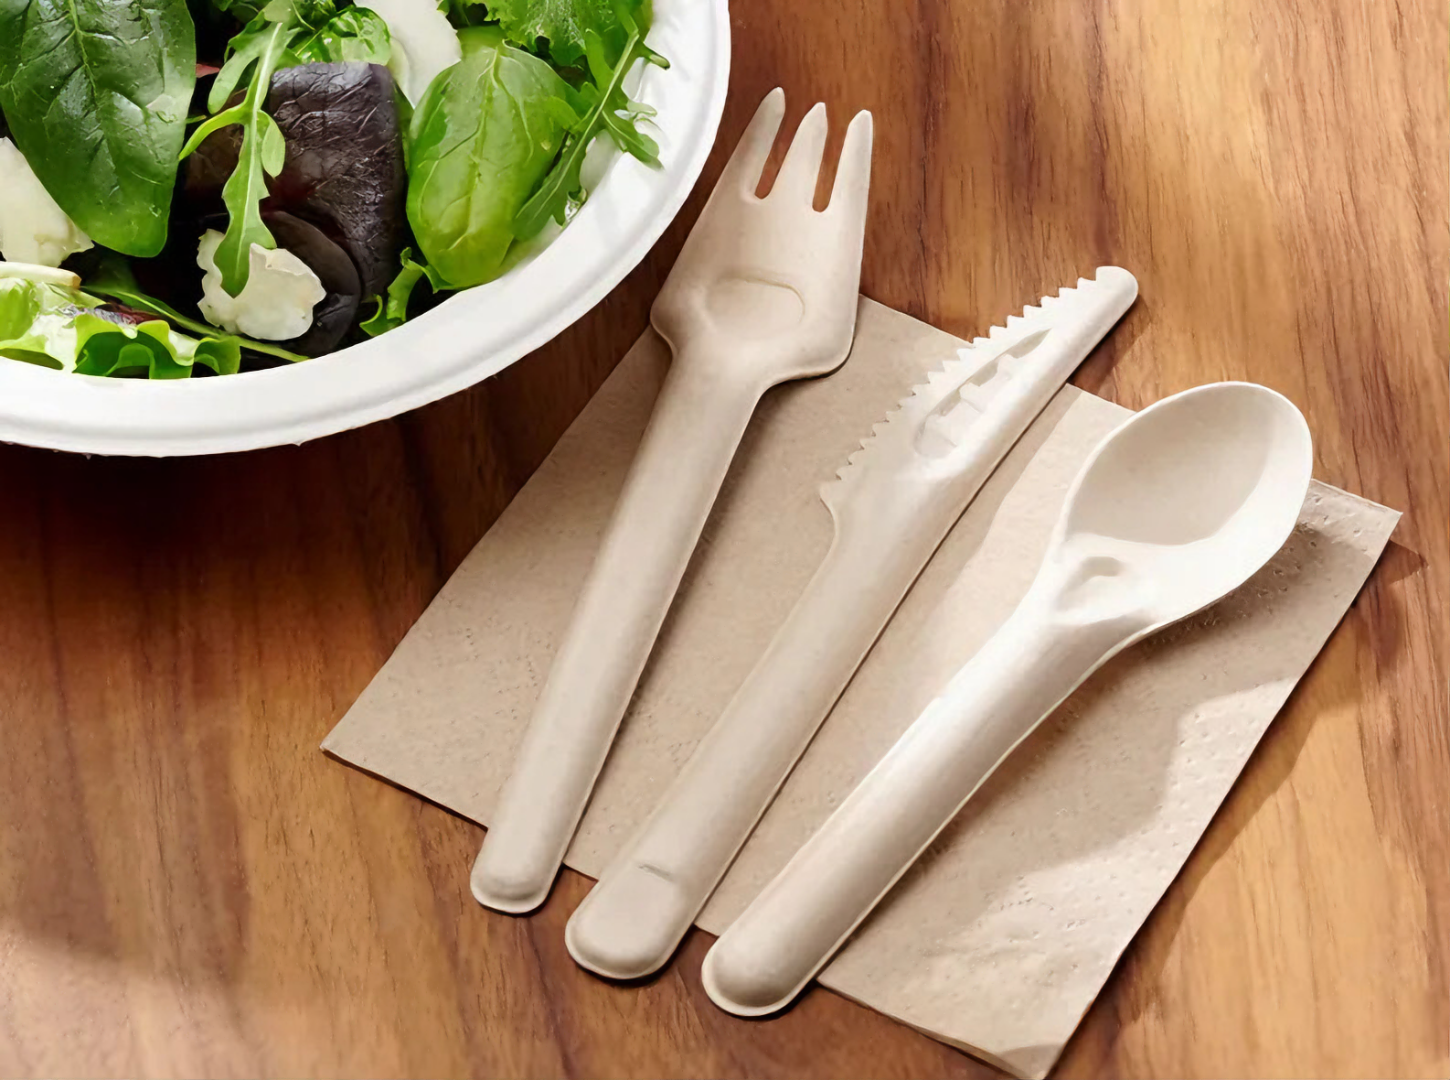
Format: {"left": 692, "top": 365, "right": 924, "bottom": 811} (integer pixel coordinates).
{"left": 323, "top": 300, "right": 1398, "bottom": 1078}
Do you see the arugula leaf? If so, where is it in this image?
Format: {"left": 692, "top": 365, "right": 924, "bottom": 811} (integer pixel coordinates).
{"left": 513, "top": 6, "right": 664, "bottom": 240}
{"left": 406, "top": 26, "right": 576, "bottom": 287}
{"left": 209, "top": 3, "right": 387, "bottom": 110}
{"left": 581, "top": 21, "right": 660, "bottom": 159}
{"left": 83, "top": 254, "right": 308, "bottom": 363}
{"left": 213, "top": 41, "right": 290, "bottom": 298}
{"left": 360, "top": 248, "right": 449, "bottom": 336}
{"left": 0, "top": 0, "right": 196, "bottom": 257}
{"left": 207, "top": 19, "right": 277, "bottom": 112}
{"left": 208, "top": 2, "right": 343, "bottom": 111}
{"left": 182, "top": 17, "right": 294, "bottom": 296}
{"left": 485, "top": 0, "right": 646, "bottom": 67}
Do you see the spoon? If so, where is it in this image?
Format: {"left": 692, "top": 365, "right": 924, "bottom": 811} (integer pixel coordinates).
{"left": 701, "top": 381, "right": 1314, "bottom": 1016}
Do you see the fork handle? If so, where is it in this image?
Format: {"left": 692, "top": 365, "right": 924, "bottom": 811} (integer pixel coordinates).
{"left": 472, "top": 354, "right": 762, "bottom": 913}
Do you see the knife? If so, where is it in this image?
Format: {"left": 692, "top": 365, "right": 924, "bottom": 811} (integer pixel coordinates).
{"left": 564, "top": 268, "right": 1139, "bottom": 980}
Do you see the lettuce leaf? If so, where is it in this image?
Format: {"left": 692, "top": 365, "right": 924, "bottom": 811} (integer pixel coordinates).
{"left": 287, "top": 7, "right": 392, "bottom": 65}
{"left": 0, "top": 276, "right": 95, "bottom": 368}
{"left": 0, "top": 277, "right": 242, "bottom": 378}
{"left": 73, "top": 315, "right": 242, "bottom": 379}
{"left": 485, "top": 0, "right": 644, "bottom": 67}
{"left": 0, "top": 312, "right": 83, "bottom": 370}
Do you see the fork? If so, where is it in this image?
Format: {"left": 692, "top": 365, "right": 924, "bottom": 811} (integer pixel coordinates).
{"left": 471, "top": 89, "right": 875, "bottom": 914}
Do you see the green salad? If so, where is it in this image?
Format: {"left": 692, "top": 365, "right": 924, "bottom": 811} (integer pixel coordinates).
{"left": 0, "top": 0, "right": 664, "bottom": 377}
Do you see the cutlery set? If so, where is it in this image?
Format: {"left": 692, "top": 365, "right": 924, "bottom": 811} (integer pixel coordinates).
{"left": 472, "top": 90, "right": 1314, "bottom": 1014}
{"left": 566, "top": 267, "right": 1140, "bottom": 980}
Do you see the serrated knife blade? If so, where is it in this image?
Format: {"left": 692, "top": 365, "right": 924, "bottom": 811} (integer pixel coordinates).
{"left": 564, "top": 268, "right": 1139, "bottom": 982}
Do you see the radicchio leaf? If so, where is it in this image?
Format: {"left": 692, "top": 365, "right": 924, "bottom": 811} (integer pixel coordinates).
{"left": 185, "top": 61, "right": 408, "bottom": 301}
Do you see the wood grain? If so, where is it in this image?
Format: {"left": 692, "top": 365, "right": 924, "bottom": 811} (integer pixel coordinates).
{"left": 0, "top": 1, "right": 1444, "bottom": 1077}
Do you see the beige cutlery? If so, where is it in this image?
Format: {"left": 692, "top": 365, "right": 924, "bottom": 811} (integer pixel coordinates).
{"left": 472, "top": 89, "right": 875, "bottom": 913}
{"left": 702, "top": 381, "right": 1313, "bottom": 1015}
{"left": 565, "top": 268, "right": 1139, "bottom": 979}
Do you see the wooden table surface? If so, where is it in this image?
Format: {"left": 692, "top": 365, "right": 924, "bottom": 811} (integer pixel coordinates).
{"left": 1, "top": 2, "right": 1445, "bottom": 1077}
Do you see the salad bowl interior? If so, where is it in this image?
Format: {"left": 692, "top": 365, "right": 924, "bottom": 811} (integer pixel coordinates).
{"left": 0, "top": 0, "right": 729, "bottom": 457}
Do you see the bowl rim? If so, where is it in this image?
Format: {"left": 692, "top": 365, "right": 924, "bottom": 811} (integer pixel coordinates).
{"left": 0, "top": 0, "right": 730, "bottom": 457}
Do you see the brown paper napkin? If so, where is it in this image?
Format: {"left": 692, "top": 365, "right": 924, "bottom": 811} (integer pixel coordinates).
{"left": 323, "top": 300, "right": 1398, "bottom": 1079}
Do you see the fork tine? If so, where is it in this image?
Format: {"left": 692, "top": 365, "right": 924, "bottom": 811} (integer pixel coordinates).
{"left": 772, "top": 102, "right": 828, "bottom": 202}
{"left": 720, "top": 88, "right": 787, "bottom": 195}
{"left": 826, "top": 110, "right": 874, "bottom": 220}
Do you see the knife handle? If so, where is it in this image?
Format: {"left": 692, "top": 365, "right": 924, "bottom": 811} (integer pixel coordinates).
{"left": 565, "top": 525, "right": 923, "bottom": 978}
{"left": 699, "top": 593, "right": 1129, "bottom": 1015}
{"left": 472, "top": 356, "right": 760, "bottom": 914}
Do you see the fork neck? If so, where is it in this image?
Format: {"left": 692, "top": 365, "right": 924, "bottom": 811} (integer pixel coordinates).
{"left": 658, "top": 334, "right": 778, "bottom": 405}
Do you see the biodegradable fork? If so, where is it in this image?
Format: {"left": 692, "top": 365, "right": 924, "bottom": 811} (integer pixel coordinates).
{"left": 472, "top": 89, "right": 875, "bottom": 914}
{"left": 700, "top": 382, "right": 1314, "bottom": 1015}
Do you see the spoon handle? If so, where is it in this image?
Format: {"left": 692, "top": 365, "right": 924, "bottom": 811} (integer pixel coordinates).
{"left": 472, "top": 355, "right": 761, "bottom": 914}
{"left": 701, "top": 595, "right": 1126, "bottom": 1015}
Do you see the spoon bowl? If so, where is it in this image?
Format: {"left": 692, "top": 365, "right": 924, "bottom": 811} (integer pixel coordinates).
{"left": 1049, "top": 381, "right": 1313, "bottom": 626}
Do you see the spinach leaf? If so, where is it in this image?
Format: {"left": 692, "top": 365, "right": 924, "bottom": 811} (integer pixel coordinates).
{"left": 406, "top": 26, "right": 575, "bottom": 288}
{"left": 513, "top": 5, "right": 664, "bottom": 240}
{"left": 0, "top": 0, "right": 196, "bottom": 257}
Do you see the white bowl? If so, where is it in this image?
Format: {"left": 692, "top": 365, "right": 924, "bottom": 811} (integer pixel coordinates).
{"left": 0, "top": 0, "right": 730, "bottom": 456}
